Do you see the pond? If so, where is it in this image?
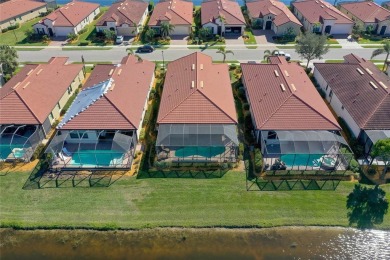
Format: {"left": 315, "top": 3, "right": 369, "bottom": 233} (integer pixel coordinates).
{"left": 1, "top": 227, "right": 390, "bottom": 259}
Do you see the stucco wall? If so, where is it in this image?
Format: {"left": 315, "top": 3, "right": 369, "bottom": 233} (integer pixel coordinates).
{"left": 0, "top": 5, "right": 47, "bottom": 30}
{"left": 136, "top": 72, "right": 155, "bottom": 140}
{"left": 275, "top": 22, "right": 301, "bottom": 36}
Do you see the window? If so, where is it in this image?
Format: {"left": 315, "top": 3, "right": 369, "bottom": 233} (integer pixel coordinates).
{"left": 267, "top": 131, "right": 277, "bottom": 139}
{"left": 326, "top": 85, "right": 328, "bottom": 91}
{"left": 57, "top": 102, "right": 61, "bottom": 109}
{"left": 70, "top": 132, "right": 79, "bottom": 139}
{"left": 49, "top": 112, "right": 54, "bottom": 121}
{"left": 329, "top": 90, "right": 333, "bottom": 98}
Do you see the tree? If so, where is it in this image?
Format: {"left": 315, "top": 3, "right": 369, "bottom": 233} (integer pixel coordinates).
{"left": 0, "top": 45, "right": 18, "bottom": 78}
{"left": 25, "top": 28, "right": 36, "bottom": 40}
{"left": 217, "top": 14, "right": 226, "bottom": 37}
{"left": 295, "top": 31, "right": 329, "bottom": 68}
{"left": 347, "top": 184, "right": 388, "bottom": 229}
{"left": 67, "top": 33, "right": 78, "bottom": 42}
{"left": 216, "top": 46, "right": 234, "bottom": 63}
{"left": 263, "top": 49, "right": 278, "bottom": 62}
{"left": 371, "top": 41, "right": 390, "bottom": 71}
{"left": 103, "top": 30, "right": 115, "bottom": 41}
{"left": 126, "top": 48, "right": 143, "bottom": 62}
{"left": 352, "top": 22, "right": 364, "bottom": 39}
{"left": 160, "top": 22, "right": 175, "bottom": 39}
{"left": 145, "top": 28, "right": 155, "bottom": 42}
{"left": 371, "top": 138, "right": 390, "bottom": 180}
{"left": 198, "top": 27, "right": 212, "bottom": 41}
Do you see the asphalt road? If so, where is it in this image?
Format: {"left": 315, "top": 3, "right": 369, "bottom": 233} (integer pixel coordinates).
{"left": 17, "top": 46, "right": 389, "bottom": 64}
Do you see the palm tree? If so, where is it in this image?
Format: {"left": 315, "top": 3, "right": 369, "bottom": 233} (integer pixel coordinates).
{"left": 217, "top": 14, "right": 226, "bottom": 37}
{"left": 126, "top": 48, "right": 143, "bottom": 62}
{"left": 216, "top": 46, "right": 234, "bottom": 63}
{"left": 145, "top": 28, "right": 155, "bottom": 42}
{"left": 371, "top": 40, "right": 390, "bottom": 71}
{"left": 263, "top": 49, "right": 278, "bottom": 62}
{"left": 160, "top": 22, "right": 175, "bottom": 39}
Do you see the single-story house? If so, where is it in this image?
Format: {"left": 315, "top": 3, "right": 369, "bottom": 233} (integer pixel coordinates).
{"left": 339, "top": 1, "right": 390, "bottom": 36}
{"left": 0, "top": 57, "right": 84, "bottom": 162}
{"left": 96, "top": 0, "right": 149, "bottom": 36}
{"left": 201, "top": 0, "right": 246, "bottom": 35}
{"left": 148, "top": 0, "right": 193, "bottom": 36}
{"left": 33, "top": 0, "right": 100, "bottom": 37}
{"left": 46, "top": 55, "right": 155, "bottom": 170}
{"left": 314, "top": 54, "right": 390, "bottom": 158}
{"left": 246, "top": 0, "right": 302, "bottom": 36}
{"left": 156, "top": 52, "right": 238, "bottom": 164}
{"left": 241, "top": 57, "right": 352, "bottom": 172}
{"left": 292, "top": 0, "right": 353, "bottom": 35}
{"left": 0, "top": 0, "right": 47, "bottom": 30}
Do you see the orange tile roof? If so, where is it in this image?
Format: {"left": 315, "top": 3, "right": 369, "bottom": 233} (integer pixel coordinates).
{"left": 246, "top": 0, "right": 302, "bottom": 27}
{"left": 0, "top": 0, "right": 46, "bottom": 23}
{"left": 43, "top": 0, "right": 99, "bottom": 27}
{"left": 340, "top": 1, "right": 390, "bottom": 23}
{"left": 201, "top": 0, "right": 246, "bottom": 25}
{"left": 292, "top": 0, "right": 353, "bottom": 24}
{"left": 96, "top": 0, "right": 148, "bottom": 26}
{"left": 241, "top": 57, "right": 340, "bottom": 131}
{"left": 60, "top": 55, "right": 155, "bottom": 130}
{"left": 157, "top": 52, "right": 237, "bottom": 124}
{"left": 148, "top": 0, "right": 193, "bottom": 26}
{"left": 0, "top": 57, "right": 83, "bottom": 125}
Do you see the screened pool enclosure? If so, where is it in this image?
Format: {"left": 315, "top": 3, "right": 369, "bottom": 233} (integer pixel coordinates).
{"left": 0, "top": 125, "right": 44, "bottom": 162}
{"left": 46, "top": 130, "right": 136, "bottom": 170}
{"left": 156, "top": 124, "right": 239, "bottom": 163}
{"left": 260, "top": 130, "right": 353, "bottom": 171}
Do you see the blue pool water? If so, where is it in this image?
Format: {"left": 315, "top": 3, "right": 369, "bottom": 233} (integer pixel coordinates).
{"left": 0, "top": 145, "right": 24, "bottom": 160}
{"left": 280, "top": 154, "right": 323, "bottom": 167}
{"left": 70, "top": 150, "right": 124, "bottom": 167}
{"left": 175, "top": 146, "right": 225, "bottom": 158}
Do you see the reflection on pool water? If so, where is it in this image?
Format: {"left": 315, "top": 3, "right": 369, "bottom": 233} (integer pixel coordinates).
{"left": 281, "top": 154, "right": 323, "bottom": 167}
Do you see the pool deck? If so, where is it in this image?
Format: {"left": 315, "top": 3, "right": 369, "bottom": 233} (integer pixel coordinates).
{"left": 263, "top": 156, "right": 348, "bottom": 171}
{"left": 157, "top": 149, "right": 236, "bottom": 163}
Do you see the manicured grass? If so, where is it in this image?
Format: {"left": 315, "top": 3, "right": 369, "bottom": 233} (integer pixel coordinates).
{"left": 14, "top": 47, "right": 44, "bottom": 51}
{"left": 362, "top": 45, "right": 383, "bottom": 48}
{"left": 358, "top": 36, "right": 385, "bottom": 44}
{"left": 214, "top": 60, "right": 239, "bottom": 64}
{"left": 62, "top": 47, "right": 112, "bottom": 51}
{"left": 276, "top": 45, "right": 296, "bottom": 49}
{"left": 325, "top": 60, "right": 344, "bottom": 63}
{"left": 326, "top": 39, "right": 339, "bottom": 44}
{"left": 1, "top": 171, "right": 389, "bottom": 229}
{"left": 243, "top": 29, "right": 257, "bottom": 45}
{"left": 0, "top": 17, "right": 48, "bottom": 46}
{"left": 329, "top": 45, "right": 342, "bottom": 48}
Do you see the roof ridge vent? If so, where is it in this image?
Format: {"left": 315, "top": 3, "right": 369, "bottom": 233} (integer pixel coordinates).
{"left": 36, "top": 69, "right": 43, "bottom": 75}
{"left": 118, "top": 69, "right": 122, "bottom": 75}
{"left": 110, "top": 83, "right": 115, "bottom": 91}
{"left": 356, "top": 68, "right": 364, "bottom": 75}
{"left": 280, "top": 83, "right": 286, "bottom": 92}
{"left": 379, "top": 81, "right": 388, "bottom": 89}
{"left": 23, "top": 82, "right": 30, "bottom": 89}
{"left": 284, "top": 70, "right": 289, "bottom": 77}
{"left": 191, "top": 81, "right": 195, "bottom": 88}
{"left": 200, "top": 64, "right": 203, "bottom": 70}
{"left": 274, "top": 70, "right": 279, "bottom": 77}
{"left": 369, "top": 81, "right": 378, "bottom": 89}
{"left": 13, "top": 82, "right": 21, "bottom": 89}
{"left": 200, "top": 81, "right": 204, "bottom": 88}
{"left": 290, "top": 83, "right": 296, "bottom": 91}
{"left": 109, "top": 69, "right": 114, "bottom": 76}
{"left": 365, "top": 68, "right": 373, "bottom": 75}
{"left": 27, "top": 69, "right": 34, "bottom": 76}
{"left": 192, "top": 64, "right": 195, "bottom": 70}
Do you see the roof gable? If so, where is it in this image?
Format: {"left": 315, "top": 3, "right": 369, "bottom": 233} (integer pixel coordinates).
{"left": 96, "top": 0, "right": 148, "bottom": 26}
{"left": 148, "top": 0, "right": 193, "bottom": 26}
{"left": 201, "top": 0, "right": 246, "bottom": 25}
{"left": 340, "top": 1, "right": 390, "bottom": 23}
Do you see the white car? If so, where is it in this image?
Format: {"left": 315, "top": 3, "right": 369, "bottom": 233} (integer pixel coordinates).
{"left": 274, "top": 51, "right": 291, "bottom": 61}
{"left": 115, "top": 35, "right": 124, "bottom": 44}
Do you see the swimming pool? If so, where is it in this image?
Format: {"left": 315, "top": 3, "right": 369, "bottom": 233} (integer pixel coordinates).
{"left": 0, "top": 145, "right": 24, "bottom": 160}
{"left": 280, "top": 154, "right": 324, "bottom": 167}
{"left": 70, "top": 150, "right": 124, "bottom": 167}
{"left": 175, "top": 146, "right": 225, "bottom": 158}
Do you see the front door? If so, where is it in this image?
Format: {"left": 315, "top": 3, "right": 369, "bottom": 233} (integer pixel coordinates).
{"left": 324, "top": 25, "right": 331, "bottom": 34}
{"left": 48, "top": 28, "right": 54, "bottom": 36}
{"left": 265, "top": 21, "right": 272, "bottom": 30}
{"left": 380, "top": 26, "right": 387, "bottom": 35}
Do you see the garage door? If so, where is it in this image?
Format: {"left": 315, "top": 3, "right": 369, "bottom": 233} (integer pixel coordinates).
{"left": 225, "top": 26, "right": 242, "bottom": 34}
{"left": 117, "top": 27, "right": 135, "bottom": 36}
{"left": 172, "top": 25, "right": 190, "bottom": 36}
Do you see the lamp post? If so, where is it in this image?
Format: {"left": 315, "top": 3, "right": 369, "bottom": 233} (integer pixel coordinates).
{"left": 162, "top": 50, "right": 165, "bottom": 71}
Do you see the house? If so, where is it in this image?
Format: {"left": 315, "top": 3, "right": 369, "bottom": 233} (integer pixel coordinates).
{"left": 241, "top": 57, "right": 352, "bottom": 172}
{"left": 96, "top": 0, "right": 149, "bottom": 36}
{"left": 155, "top": 52, "right": 238, "bottom": 164}
{"left": 33, "top": 0, "right": 100, "bottom": 37}
{"left": 246, "top": 0, "right": 302, "bottom": 36}
{"left": 148, "top": 0, "right": 193, "bottom": 36}
{"left": 45, "top": 55, "right": 155, "bottom": 170}
{"left": 339, "top": 1, "right": 390, "bottom": 36}
{"left": 0, "top": 0, "right": 47, "bottom": 30}
{"left": 0, "top": 57, "right": 84, "bottom": 162}
{"left": 314, "top": 54, "right": 390, "bottom": 158}
{"left": 201, "top": 0, "right": 246, "bottom": 35}
{"left": 292, "top": 0, "right": 353, "bottom": 35}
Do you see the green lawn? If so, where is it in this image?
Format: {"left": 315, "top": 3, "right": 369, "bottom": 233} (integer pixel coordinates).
{"left": 0, "top": 17, "right": 48, "bottom": 46}
{"left": 14, "top": 47, "right": 44, "bottom": 51}
{"left": 358, "top": 36, "right": 385, "bottom": 44}
{"left": 62, "top": 47, "right": 112, "bottom": 51}
{"left": 1, "top": 170, "right": 389, "bottom": 229}
{"left": 243, "top": 29, "right": 257, "bottom": 45}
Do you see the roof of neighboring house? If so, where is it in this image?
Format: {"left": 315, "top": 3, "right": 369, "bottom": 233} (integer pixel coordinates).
{"left": 314, "top": 54, "right": 390, "bottom": 130}
{"left": 157, "top": 52, "right": 237, "bottom": 124}
{"left": 246, "top": 0, "right": 302, "bottom": 27}
{"left": 96, "top": 0, "right": 148, "bottom": 27}
{"left": 292, "top": 0, "right": 353, "bottom": 24}
{"left": 340, "top": 1, "right": 390, "bottom": 23}
{"left": 58, "top": 55, "right": 155, "bottom": 130}
{"left": 241, "top": 57, "right": 340, "bottom": 131}
{"left": 0, "top": 0, "right": 46, "bottom": 23}
{"left": 201, "top": 0, "right": 246, "bottom": 26}
{"left": 148, "top": 0, "right": 193, "bottom": 26}
{"left": 0, "top": 57, "right": 83, "bottom": 125}
{"left": 41, "top": 0, "right": 99, "bottom": 27}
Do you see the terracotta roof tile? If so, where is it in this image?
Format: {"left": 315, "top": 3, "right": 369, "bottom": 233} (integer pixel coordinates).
{"left": 96, "top": 0, "right": 148, "bottom": 26}
{"left": 157, "top": 52, "right": 237, "bottom": 124}
{"left": 43, "top": 0, "right": 100, "bottom": 27}
{"left": 0, "top": 57, "right": 83, "bottom": 125}
{"left": 247, "top": 0, "right": 302, "bottom": 27}
{"left": 0, "top": 0, "right": 46, "bottom": 23}
{"left": 60, "top": 55, "right": 155, "bottom": 130}
{"left": 241, "top": 57, "right": 340, "bottom": 131}
{"left": 201, "top": 0, "right": 246, "bottom": 25}
{"left": 314, "top": 54, "right": 390, "bottom": 130}
{"left": 340, "top": 1, "right": 390, "bottom": 23}
{"left": 292, "top": 0, "right": 353, "bottom": 24}
{"left": 148, "top": 0, "right": 193, "bottom": 26}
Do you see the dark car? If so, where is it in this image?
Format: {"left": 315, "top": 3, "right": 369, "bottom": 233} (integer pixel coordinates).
{"left": 137, "top": 45, "right": 154, "bottom": 53}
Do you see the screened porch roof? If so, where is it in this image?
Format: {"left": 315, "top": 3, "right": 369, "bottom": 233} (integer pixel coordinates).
{"left": 365, "top": 130, "right": 390, "bottom": 144}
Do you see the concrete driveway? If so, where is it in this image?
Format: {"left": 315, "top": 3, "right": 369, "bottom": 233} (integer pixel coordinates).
{"left": 224, "top": 34, "right": 244, "bottom": 46}
{"left": 170, "top": 35, "right": 189, "bottom": 46}
{"left": 253, "top": 30, "right": 275, "bottom": 44}
{"left": 49, "top": 36, "right": 68, "bottom": 46}
{"left": 332, "top": 34, "right": 362, "bottom": 49}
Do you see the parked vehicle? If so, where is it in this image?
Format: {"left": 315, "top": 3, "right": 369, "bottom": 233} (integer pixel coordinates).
{"left": 274, "top": 51, "right": 291, "bottom": 61}
{"left": 116, "top": 35, "right": 124, "bottom": 44}
{"left": 137, "top": 45, "right": 154, "bottom": 53}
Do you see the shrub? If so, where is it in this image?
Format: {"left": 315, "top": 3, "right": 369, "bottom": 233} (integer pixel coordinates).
{"left": 254, "top": 148, "right": 262, "bottom": 173}
{"left": 367, "top": 166, "right": 377, "bottom": 175}
{"left": 2, "top": 28, "right": 8, "bottom": 33}
{"left": 316, "top": 87, "right": 326, "bottom": 99}
{"left": 78, "top": 28, "right": 88, "bottom": 35}
{"left": 79, "top": 41, "right": 89, "bottom": 46}
{"left": 243, "top": 103, "right": 250, "bottom": 111}
{"left": 229, "top": 64, "right": 237, "bottom": 70}
{"left": 239, "top": 143, "right": 244, "bottom": 156}
{"left": 31, "top": 144, "right": 45, "bottom": 160}
{"left": 7, "top": 23, "right": 19, "bottom": 30}
{"left": 93, "top": 12, "right": 103, "bottom": 20}
{"left": 244, "top": 113, "right": 253, "bottom": 128}
{"left": 67, "top": 33, "right": 78, "bottom": 41}
{"left": 238, "top": 87, "right": 247, "bottom": 100}
{"left": 139, "top": 128, "right": 146, "bottom": 141}
{"left": 221, "top": 163, "right": 229, "bottom": 170}
{"left": 349, "top": 159, "right": 360, "bottom": 173}
{"left": 42, "top": 35, "right": 50, "bottom": 43}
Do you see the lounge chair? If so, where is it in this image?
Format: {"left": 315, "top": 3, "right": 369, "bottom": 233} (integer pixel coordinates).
{"left": 62, "top": 147, "right": 72, "bottom": 157}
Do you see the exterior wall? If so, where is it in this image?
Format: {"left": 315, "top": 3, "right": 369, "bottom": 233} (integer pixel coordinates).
{"left": 54, "top": 26, "right": 75, "bottom": 36}
{"left": 0, "top": 5, "right": 47, "bottom": 30}
{"left": 116, "top": 24, "right": 136, "bottom": 36}
{"left": 325, "top": 22, "right": 353, "bottom": 35}
{"left": 73, "top": 7, "right": 100, "bottom": 34}
{"left": 274, "top": 22, "right": 301, "bottom": 36}
{"left": 313, "top": 68, "right": 361, "bottom": 137}
{"left": 65, "top": 130, "right": 99, "bottom": 144}
{"left": 378, "top": 19, "right": 390, "bottom": 35}
{"left": 136, "top": 73, "right": 155, "bottom": 140}
{"left": 42, "top": 117, "right": 52, "bottom": 136}
{"left": 203, "top": 22, "right": 218, "bottom": 34}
